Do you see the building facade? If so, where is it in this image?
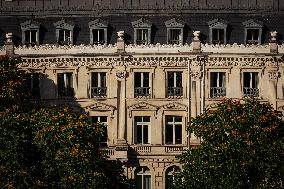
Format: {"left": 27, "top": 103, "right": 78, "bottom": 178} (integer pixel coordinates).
{"left": 1, "top": 0, "right": 284, "bottom": 188}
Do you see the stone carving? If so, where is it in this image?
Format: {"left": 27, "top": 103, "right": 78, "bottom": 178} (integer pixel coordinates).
{"left": 54, "top": 19, "right": 74, "bottom": 30}
{"left": 116, "top": 70, "right": 127, "bottom": 79}
{"left": 271, "top": 31, "right": 278, "bottom": 41}
{"left": 161, "top": 102, "right": 188, "bottom": 111}
{"left": 88, "top": 18, "right": 108, "bottom": 28}
{"left": 191, "top": 71, "right": 201, "bottom": 80}
{"left": 242, "top": 19, "right": 263, "bottom": 28}
{"left": 165, "top": 18, "right": 184, "bottom": 28}
{"left": 6, "top": 33, "right": 13, "bottom": 43}
{"left": 85, "top": 102, "right": 116, "bottom": 116}
{"left": 117, "top": 31, "right": 124, "bottom": 40}
{"left": 193, "top": 31, "right": 200, "bottom": 41}
{"left": 208, "top": 18, "right": 228, "bottom": 28}
{"left": 20, "top": 20, "right": 40, "bottom": 30}
{"left": 132, "top": 18, "right": 152, "bottom": 28}
{"left": 128, "top": 102, "right": 158, "bottom": 117}
{"left": 268, "top": 71, "right": 280, "bottom": 80}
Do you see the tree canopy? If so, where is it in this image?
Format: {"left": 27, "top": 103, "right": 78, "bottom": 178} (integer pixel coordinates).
{"left": 175, "top": 98, "right": 284, "bottom": 189}
{"left": 0, "top": 56, "right": 131, "bottom": 188}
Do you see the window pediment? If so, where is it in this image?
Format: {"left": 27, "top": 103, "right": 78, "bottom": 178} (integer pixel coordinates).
{"left": 89, "top": 19, "right": 108, "bottom": 29}
{"left": 161, "top": 102, "right": 187, "bottom": 111}
{"left": 242, "top": 19, "right": 263, "bottom": 28}
{"left": 132, "top": 18, "right": 152, "bottom": 28}
{"left": 85, "top": 102, "right": 115, "bottom": 111}
{"left": 54, "top": 19, "right": 74, "bottom": 30}
{"left": 208, "top": 19, "right": 228, "bottom": 28}
{"left": 165, "top": 18, "right": 184, "bottom": 28}
{"left": 21, "top": 20, "right": 40, "bottom": 30}
{"left": 128, "top": 102, "right": 158, "bottom": 111}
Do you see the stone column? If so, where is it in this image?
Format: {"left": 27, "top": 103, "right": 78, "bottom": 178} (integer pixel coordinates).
{"left": 268, "top": 71, "right": 279, "bottom": 109}
{"left": 115, "top": 70, "right": 129, "bottom": 160}
{"left": 190, "top": 71, "right": 200, "bottom": 145}
{"left": 5, "top": 33, "right": 15, "bottom": 57}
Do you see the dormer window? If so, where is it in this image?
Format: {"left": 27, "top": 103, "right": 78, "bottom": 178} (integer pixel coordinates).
{"left": 208, "top": 19, "right": 228, "bottom": 45}
{"left": 132, "top": 18, "right": 152, "bottom": 45}
{"left": 20, "top": 20, "right": 40, "bottom": 46}
{"left": 165, "top": 18, "right": 184, "bottom": 45}
{"left": 243, "top": 19, "right": 263, "bottom": 45}
{"left": 89, "top": 19, "right": 108, "bottom": 45}
{"left": 54, "top": 20, "right": 74, "bottom": 45}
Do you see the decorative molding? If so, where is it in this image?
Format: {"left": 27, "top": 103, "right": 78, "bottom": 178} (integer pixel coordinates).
{"left": 128, "top": 102, "right": 158, "bottom": 118}
{"left": 88, "top": 18, "right": 108, "bottom": 29}
{"left": 85, "top": 102, "right": 116, "bottom": 117}
{"left": 165, "top": 18, "right": 185, "bottom": 28}
{"left": 20, "top": 20, "right": 40, "bottom": 30}
{"left": 268, "top": 71, "right": 280, "bottom": 80}
{"left": 242, "top": 19, "right": 263, "bottom": 28}
{"left": 54, "top": 19, "right": 74, "bottom": 30}
{"left": 190, "top": 71, "right": 201, "bottom": 80}
{"left": 208, "top": 18, "right": 228, "bottom": 28}
{"left": 160, "top": 102, "right": 187, "bottom": 111}
{"left": 116, "top": 70, "right": 128, "bottom": 80}
{"left": 132, "top": 18, "right": 152, "bottom": 28}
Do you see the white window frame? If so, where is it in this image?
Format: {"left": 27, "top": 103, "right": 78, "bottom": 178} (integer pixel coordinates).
{"left": 54, "top": 20, "right": 74, "bottom": 45}
{"left": 243, "top": 19, "right": 263, "bottom": 45}
{"left": 20, "top": 20, "right": 40, "bottom": 45}
{"left": 165, "top": 116, "right": 183, "bottom": 145}
{"left": 165, "top": 18, "right": 184, "bottom": 45}
{"left": 89, "top": 19, "right": 108, "bottom": 45}
{"left": 91, "top": 72, "right": 107, "bottom": 98}
{"left": 132, "top": 18, "right": 152, "bottom": 45}
{"left": 208, "top": 19, "right": 228, "bottom": 45}
{"left": 136, "top": 167, "right": 151, "bottom": 189}
{"left": 134, "top": 116, "right": 151, "bottom": 144}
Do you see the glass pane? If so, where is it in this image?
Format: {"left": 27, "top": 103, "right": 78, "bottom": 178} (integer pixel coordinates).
{"left": 165, "top": 124, "right": 173, "bottom": 144}
{"left": 59, "top": 30, "right": 64, "bottom": 42}
{"left": 143, "top": 72, "right": 149, "bottom": 87}
{"left": 31, "top": 30, "right": 37, "bottom": 43}
{"left": 92, "top": 116, "right": 99, "bottom": 123}
{"left": 91, "top": 72, "right": 98, "bottom": 87}
{"left": 168, "top": 72, "right": 174, "bottom": 87}
{"left": 135, "top": 72, "right": 141, "bottom": 87}
{"left": 175, "top": 116, "right": 182, "bottom": 122}
{"left": 143, "top": 125, "right": 149, "bottom": 144}
{"left": 143, "top": 116, "right": 150, "bottom": 122}
{"left": 135, "top": 116, "right": 142, "bottom": 122}
{"left": 175, "top": 124, "right": 182, "bottom": 144}
{"left": 66, "top": 73, "right": 73, "bottom": 88}
{"left": 99, "top": 29, "right": 105, "bottom": 42}
{"left": 243, "top": 72, "right": 251, "bottom": 88}
{"left": 25, "top": 31, "right": 30, "bottom": 43}
{"left": 136, "top": 175, "right": 142, "bottom": 189}
{"left": 100, "top": 116, "right": 107, "bottom": 123}
{"left": 136, "top": 125, "right": 142, "bottom": 144}
{"left": 176, "top": 72, "right": 182, "bottom": 87}
{"left": 166, "top": 116, "right": 173, "bottom": 123}
{"left": 57, "top": 73, "right": 65, "bottom": 92}
{"left": 101, "top": 73, "right": 107, "bottom": 87}
{"left": 144, "top": 175, "right": 151, "bottom": 189}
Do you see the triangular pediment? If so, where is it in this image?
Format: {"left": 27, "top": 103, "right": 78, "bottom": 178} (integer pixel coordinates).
{"left": 208, "top": 19, "right": 228, "bottom": 28}
{"left": 242, "top": 19, "right": 263, "bottom": 28}
{"left": 89, "top": 18, "right": 108, "bottom": 28}
{"left": 161, "top": 102, "right": 187, "bottom": 111}
{"left": 132, "top": 18, "right": 152, "bottom": 28}
{"left": 128, "top": 102, "right": 158, "bottom": 110}
{"left": 85, "top": 102, "right": 115, "bottom": 111}
{"left": 165, "top": 18, "right": 185, "bottom": 28}
{"left": 21, "top": 20, "right": 40, "bottom": 30}
{"left": 54, "top": 19, "right": 74, "bottom": 30}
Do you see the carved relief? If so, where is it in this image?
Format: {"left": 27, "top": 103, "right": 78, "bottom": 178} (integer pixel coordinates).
{"left": 161, "top": 102, "right": 188, "bottom": 111}
{"left": 116, "top": 70, "right": 128, "bottom": 80}
{"left": 165, "top": 18, "right": 185, "bottom": 28}
{"left": 128, "top": 102, "right": 158, "bottom": 118}
{"left": 132, "top": 18, "right": 152, "bottom": 28}
{"left": 268, "top": 71, "right": 280, "bottom": 80}
{"left": 85, "top": 102, "right": 116, "bottom": 116}
{"left": 191, "top": 71, "right": 201, "bottom": 80}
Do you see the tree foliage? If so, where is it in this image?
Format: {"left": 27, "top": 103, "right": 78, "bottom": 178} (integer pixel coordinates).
{"left": 0, "top": 56, "right": 131, "bottom": 188}
{"left": 175, "top": 98, "right": 284, "bottom": 189}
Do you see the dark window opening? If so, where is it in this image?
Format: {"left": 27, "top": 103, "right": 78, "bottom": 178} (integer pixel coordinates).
{"left": 91, "top": 72, "right": 107, "bottom": 97}
{"left": 57, "top": 73, "right": 74, "bottom": 98}
{"left": 134, "top": 72, "right": 150, "bottom": 97}
{"left": 210, "top": 72, "right": 226, "bottom": 98}
{"left": 167, "top": 72, "right": 183, "bottom": 97}
{"left": 92, "top": 116, "right": 108, "bottom": 147}
{"left": 247, "top": 29, "right": 260, "bottom": 44}
{"left": 212, "top": 28, "right": 224, "bottom": 44}
{"left": 165, "top": 116, "right": 182, "bottom": 144}
{"left": 93, "top": 29, "right": 105, "bottom": 45}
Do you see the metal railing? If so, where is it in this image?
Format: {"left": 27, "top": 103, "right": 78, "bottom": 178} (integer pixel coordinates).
{"left": 210, "top": 87, "right": 226, "bottom": 98}
{"left": 58, "top": 88, "right": 74, "bottom": 98}
{"left": 243, "top": 87, "right": 259, "bottom": 97}
{"left": 167, "top": 87, "right": 183, "bottom": 97}
{"left": 134, "top": 87, "right": 150, "bottom": 97}
{"left": 91, "top": 87, "right": 107, "bottom": 98}
{"left": 168, "top": 40, "right": 181, "bottom": 45}
{"left": 136, "top": 40, "right": 149, "bottom": 45}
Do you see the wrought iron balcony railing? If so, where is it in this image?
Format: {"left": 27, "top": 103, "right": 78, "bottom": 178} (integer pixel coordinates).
{"left": 243, "top": 87, "right": 259, "bottom": 97}
{"left": 210, "top": 87, "right": 226, "bottom": 98}
{"left": 167, "top": 87, "right": 183, "bottom": 97}
{"left": 91, "top": 87, "right": 107, "bottom": 98}
{"left": 134, "top": 87, "right": 150, "bottom": 97}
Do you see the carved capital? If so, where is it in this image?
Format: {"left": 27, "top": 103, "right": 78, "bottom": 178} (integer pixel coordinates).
{"left": 268, "top": 71, "right": 280, "bottom": 81}
{"left": 116, "top": 70, "right": 127, "bottom": 80}
{"left": 190, "top": 71, "right": 201, "bottom": 80}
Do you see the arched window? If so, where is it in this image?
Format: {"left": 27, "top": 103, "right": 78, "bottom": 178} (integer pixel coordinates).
{"left": 166, "top": 166, "right": 181, "bottom": 189}
{"left": 135, "top": 166, "right": 151, "bottom": 189}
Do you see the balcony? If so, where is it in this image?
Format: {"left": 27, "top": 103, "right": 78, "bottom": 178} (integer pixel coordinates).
{"left": 243, "top": 87, "right": 259, "bottom": 97}
{"left": 130, "top": 145, "right": 188, "bottom": 155}
{"left": 134, "top": 87, "right": 150, "bottom": 98}
{"left": 91, "top": 87, "right": 107, "bottom": 98}
{"left": 210, "top": 87, "right": 226, "bottom": 98}
{"left": 167, "top": 87, "right": 183, "bottom": 98}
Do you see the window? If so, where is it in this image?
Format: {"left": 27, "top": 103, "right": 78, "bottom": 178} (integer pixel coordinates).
{"left": 89, "top": 19, "right": 108, "bottom": 45}
{"left": 21, "top": 20, "right": 40, "bottom": 46}
{"left": 136, "top": 167, "right": 151, "bottom": 189}
{"left": 167, "top": 72, "right": 183, "bottom": 97}
{"left": 243, "top": 72, "right": 259, "bottom": 97}
{"left": 165, "top": 18, "right": 184, "bottom": 45}
{"left": 57, "top": 73, "right": 74, "bottom": 98}
{"left": 91, "top": 72, "right": 107, "bottom": 98}
{"left": 54, "top": 19, "right": 74, "bottom": 45}
{"left": 246, "top": 29, "right": 259, "bottom": 44}
{"left": 166, "top": 166, "right": 181, "bottom": 189}
{"left": 165, "top": 116, "right": 182, "bottom": 144}
{"left": 92, "top": 29, "right": 106, "bottom": 45}
{"left": 58, "top": 29, "right": 72, "bottom": 45}
{"left": 134, "top": 72, "right": 150, "bottom": 97}
{"left": 92, "top": 116, "right": 108, "bottom": 147}
{"left": 27, "top": 73, "right": 40, "bottom": 98}
{"left": 134, "top": 116, "right": 150, "bottom": 144}
{"left": 208, "top": 19, "right": 228, "bottom": 45}
{"left": 243, "top": 19, "right": 263, "bottom": 45}
{"left": 132, "top": 18, "right": 152, "bottom": 45}
{"left": 210, "top": 72, "right": 226, "bottom": 98}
